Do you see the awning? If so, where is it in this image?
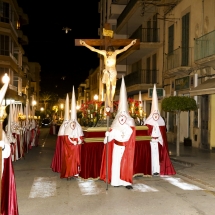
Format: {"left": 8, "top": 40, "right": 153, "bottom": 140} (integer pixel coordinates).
{"left": 189, "top": 78, "right": 215, "bottom": 96}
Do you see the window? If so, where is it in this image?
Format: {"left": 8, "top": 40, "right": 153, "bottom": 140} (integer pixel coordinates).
{"left": 131, "top": 59, "right": 141, "bottom": 73}
{"left": 0, "top": 2, "right": 10, "bottom": 23}
{"left": 168, "top": 25, "right": 174, "bottom": 54}
{"left": 152, "top": 54, "right": 157, "bottom": 84}
{"left": 182, "top": 13, "right": 190, "bottom": 66}
{"left": 146, "top": 57, "right": 150, "bottom": 83}
{"left": 0, "top": 35, "right": 9, "bottom": 56}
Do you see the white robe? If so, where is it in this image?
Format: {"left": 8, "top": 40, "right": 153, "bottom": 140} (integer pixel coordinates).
{"left": 150, "top": 125, "right": 163, "bottom": 174}
{"left": 105, "top": 124, "right": 133, "bottom": 186}
{"left": 1, "top": 131, "right": 11, "bottom": 176}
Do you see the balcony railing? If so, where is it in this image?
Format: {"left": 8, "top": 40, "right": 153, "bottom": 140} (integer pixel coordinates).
{"left": 116, "top": 69, "right": 159, "bottom": 89}
{"left": 194, "top": 30, "right": 215, "bottom": 61}
{"left": 130, "top": 26, "right": 160, "bottom": 42}
{"left": 165, "top": 47, "right": 193, "bottom": 71}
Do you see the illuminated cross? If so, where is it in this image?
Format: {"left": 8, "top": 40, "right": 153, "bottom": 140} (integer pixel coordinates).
{"left": 75, "top": 23, "right": 140, "bottom": 108}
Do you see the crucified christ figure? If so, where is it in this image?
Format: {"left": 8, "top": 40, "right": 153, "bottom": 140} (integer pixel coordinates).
{"left": 80, "top": 39, "right": 137, "bottom": 107}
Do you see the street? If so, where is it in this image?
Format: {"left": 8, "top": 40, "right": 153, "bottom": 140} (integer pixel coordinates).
{"left": 13, "top": 128, "right": 215, "bottom": 215}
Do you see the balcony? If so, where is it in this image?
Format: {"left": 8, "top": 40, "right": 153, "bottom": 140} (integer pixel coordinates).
{"left": 130, "top": 26, "right": 160, "bottom": 42}
{"left": 10, "top": 53, "right": 18, "bottom": 65}
{"left": 117, "top": 26, "right": 162, "bottom": 65}
{"left": 17, "top": 30, "right": 29, "bottom": 45}
{"left": 116, "top": 0, "right": 160, "bottom": 34}
{"left": 116, "top": 69, "right": 159, "bottom": 95}
{"left": 109, "top": 4, "right": 126, "bottom": 19}
{"left": 164, "top": 47, "right": 194, "bottom": 77}
{"left": 194, "top": 30, "right": 215, "bottom": 68}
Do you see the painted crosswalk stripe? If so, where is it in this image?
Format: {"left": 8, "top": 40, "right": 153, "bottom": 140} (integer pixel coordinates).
{"left": 78, "top": 179, "right": 102, "bottom": 195}
{"left": 29, "top": 177, "right": 57, "bottom": 198}
{"left": 161, "top": 176, "right": 204, "bottom": 190}
{"left": 132, "top": 183, "right": 158, "bottom": 192}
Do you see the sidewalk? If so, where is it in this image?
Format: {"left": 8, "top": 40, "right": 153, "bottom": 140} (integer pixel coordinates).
{"left": 168, "top": 142, "right": 215, "bottom": 191}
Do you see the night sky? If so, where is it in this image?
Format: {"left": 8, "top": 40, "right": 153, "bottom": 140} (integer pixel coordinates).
{"left": 17, "top": 1, "right": 100, "bottom": 97}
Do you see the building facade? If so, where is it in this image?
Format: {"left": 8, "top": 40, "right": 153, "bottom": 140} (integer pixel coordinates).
{"left": 0, "top": 0, "right": 41, "bottom": 113}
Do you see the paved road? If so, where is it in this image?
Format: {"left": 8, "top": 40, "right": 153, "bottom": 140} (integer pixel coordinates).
{"left": 13, "top": 127, "right": 215, "bottom": 215}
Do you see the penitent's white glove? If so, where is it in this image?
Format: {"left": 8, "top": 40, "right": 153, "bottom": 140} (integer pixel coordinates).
{"left": 103, "top": 131, "right": 110, "bottom": 144}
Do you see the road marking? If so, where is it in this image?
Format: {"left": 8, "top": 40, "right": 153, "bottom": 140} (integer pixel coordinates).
{"left": 132, "top": 183, "right": 158, "bottom": 192}
{"left": 78, "top": 179, "right": 102, "bottom": 195}
{"left": 29, "top": 177, "right": 57, "bottom": 198}
{"left": 161, "top": 176, "right": 204, "bottom": 190}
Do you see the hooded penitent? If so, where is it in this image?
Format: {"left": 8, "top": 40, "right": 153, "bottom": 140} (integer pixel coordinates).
{"left": 64, "top": 86, "right": 83, "bottom": 144}
{"left": 100, "top": 76, "right": 136, "bottom": 186}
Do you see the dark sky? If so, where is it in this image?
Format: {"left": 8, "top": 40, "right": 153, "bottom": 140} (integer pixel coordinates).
{"left": 17, "top": 1, "right": 100, "bottom": 97}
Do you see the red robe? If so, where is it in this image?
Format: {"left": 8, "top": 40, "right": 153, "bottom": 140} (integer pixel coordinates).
{"left": 100, "top": 127, "right": 136, "bottom": 184}
{"left": 1, "top": 156, "right": 19, "bottom": 215}
{"left": 146, "top": 124, "right": 176, "bottom": 175}
{"left": 60, "top": 136, "right": 82, "bottom": 178}
{"left": 51, "top": 136, "right": 64, "bottom": 173}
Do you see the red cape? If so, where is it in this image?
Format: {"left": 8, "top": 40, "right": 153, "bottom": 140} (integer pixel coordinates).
{"left": 100, "top": 127, "right": 136, "bottom": 184}
{"left": 1, "top": 156, "right": 19, "bottom": 215}
{"left": 60, "top": 136, "right": 82, "bottom": 178}
{"left": 146, "top": 124, "right": 176, "bottom": 175}
{"left": 51, "top": 136, "right": 64, "bottom": 173}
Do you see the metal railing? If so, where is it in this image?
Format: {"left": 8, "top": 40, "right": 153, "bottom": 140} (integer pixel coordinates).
{"left": 130, "top": 26, "right": 160, "bottom": 42}
{"left": 194, "top": 30, "right": 215, "bottom": 61}
{"left": 165, "top": 47, "right": 193, "bottom": 71}
{"left": 116, "top": 69, "right": 159, "bottom": 90}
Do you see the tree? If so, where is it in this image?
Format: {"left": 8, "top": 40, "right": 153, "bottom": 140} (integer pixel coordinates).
{"left": 40, "top": 92, "right": 52, "bottom": 114}
{"left": 162, "top": 96, "right": 197, "bottom": 156}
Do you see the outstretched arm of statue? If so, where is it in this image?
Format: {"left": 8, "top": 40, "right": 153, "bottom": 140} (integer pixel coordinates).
{"left": 115, "top": 39, "right": 137, "bottom": 55}
{"left": 80, "top": 40, "right": 105, "bottom": 56}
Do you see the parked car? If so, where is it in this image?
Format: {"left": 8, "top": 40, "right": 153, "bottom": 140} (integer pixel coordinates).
{"left": 41, "top": 118, "right": 51, "bottom": 127}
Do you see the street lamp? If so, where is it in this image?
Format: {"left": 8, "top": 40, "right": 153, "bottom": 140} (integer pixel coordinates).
{"left": 32, "top": 100, "right": 37, "bottom": 106}
{"left": 94, "top": 94, "right": 98, "bottom": 101}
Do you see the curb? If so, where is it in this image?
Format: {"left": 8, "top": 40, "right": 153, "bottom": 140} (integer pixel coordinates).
{"left": 170, "top": 157, "right": 195, "bottom": 167}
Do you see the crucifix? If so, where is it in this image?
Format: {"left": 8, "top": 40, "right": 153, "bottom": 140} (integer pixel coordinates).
{"left": 75, "top": 23, "right": 140, "bottom": 108}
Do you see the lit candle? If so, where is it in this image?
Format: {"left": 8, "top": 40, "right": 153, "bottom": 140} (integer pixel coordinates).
{"left": 139, "top": 109, "right": 143, "bottom": 117}
{"left": 95, "top": 104, "right": 97, "bottom": 110}
{"left": 131, "top": 107, "right": 134, "bottom": 114}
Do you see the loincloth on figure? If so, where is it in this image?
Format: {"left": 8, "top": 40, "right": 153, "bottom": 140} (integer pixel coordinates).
{"left": 102, "top": 69, "right": 117, "bottom": 86}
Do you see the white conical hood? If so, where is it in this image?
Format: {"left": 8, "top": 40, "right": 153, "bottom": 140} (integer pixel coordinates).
{"left": 111, "top": 76, "right": 135, "bottom": 128}
{"left": 20, "top": 103, "right": 23, "bottom": 115}
{"left": 64, "top": 94, "right": 69, "bottom": 120}
{"left": 117, "top": 76, "right": 128, "bottom": 113}
{"left": 64, "top": 87, "right": 83, "bottom": 139}
{"left": 145, "top": 84, "right": 165, "bottom": 126}
{"left": 70, "top": 86, "right": 77, "bottom": 120}
{"left": 0, "top": 82, "right": 9, "bottom": 105}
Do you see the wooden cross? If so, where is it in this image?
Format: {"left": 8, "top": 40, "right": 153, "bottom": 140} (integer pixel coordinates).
{"left": 75, "top": 23, "right": 140, "bottom": 107}
{"left": 75, "top": 23, "right": 139, "bottom": 50}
